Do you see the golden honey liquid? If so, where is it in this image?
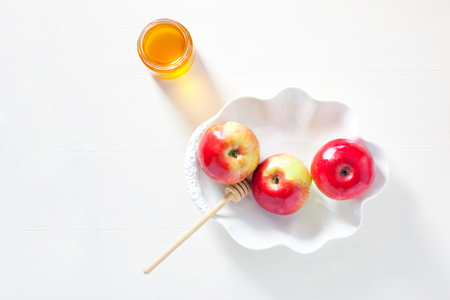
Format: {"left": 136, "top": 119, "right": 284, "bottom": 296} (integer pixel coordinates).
{"left": 143, "top": 24, "right": 186, "bottom": 66}
{"left": 138, "top": 19, "right": 195, "bottom": 79}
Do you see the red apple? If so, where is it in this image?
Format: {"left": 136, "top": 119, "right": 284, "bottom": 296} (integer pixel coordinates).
{"left": 251, "top": 154, "right": 312, "bottom": 215}
{"left": 311, "top": 139, "right": 375, "bottom": 200}
{"left": 198, "top": 121, "right": 260, "bottom": 185}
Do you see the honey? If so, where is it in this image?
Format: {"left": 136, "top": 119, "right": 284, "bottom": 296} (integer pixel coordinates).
{"left": 138, "top": 19, "right": 195, "bottom": 79}
{"left": 144, "top": 25, "right": 185, "bottom": 65}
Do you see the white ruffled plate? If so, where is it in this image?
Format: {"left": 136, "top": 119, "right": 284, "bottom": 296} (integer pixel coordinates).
{"left": 184, "top": 87, "right": 389, "bottom": 253}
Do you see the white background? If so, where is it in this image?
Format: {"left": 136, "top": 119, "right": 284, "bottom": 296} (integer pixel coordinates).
{"left": 1, "top": 0, "right": 450, "bottom": 299}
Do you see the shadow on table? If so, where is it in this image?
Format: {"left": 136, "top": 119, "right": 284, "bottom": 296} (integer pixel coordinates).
{"left": 214, "top": 178, "right": 446, "bottom": 298}
{"left": 152, "top": 51, "right": 224, "bottom": 129}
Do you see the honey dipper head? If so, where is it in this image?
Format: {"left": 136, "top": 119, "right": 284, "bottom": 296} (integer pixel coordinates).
{"left": 224, "top": 178, "right": 252, "bottom": 203}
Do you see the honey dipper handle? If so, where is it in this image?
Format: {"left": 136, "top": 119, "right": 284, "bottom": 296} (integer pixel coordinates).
{"left": 143, "top": 192, "right": 235, "bottom": 274}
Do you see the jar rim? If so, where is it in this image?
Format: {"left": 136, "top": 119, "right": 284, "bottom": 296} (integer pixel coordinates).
{"left": 137, "top": 19, "right": 193, "bottom": 72}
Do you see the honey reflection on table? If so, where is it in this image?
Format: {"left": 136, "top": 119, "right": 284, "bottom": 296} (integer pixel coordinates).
{"left": 154, "top": 53, "right": 224, "bottom": 129}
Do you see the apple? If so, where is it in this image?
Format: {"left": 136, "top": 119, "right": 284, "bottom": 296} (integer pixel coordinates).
{"left": 251, "top": 154, "right": 312, "bottom": 215}
{"left": 310, "top": 139, "right": 375, "bottom": 200}
{"left": 198, "top": 121, "right": 260, "bottom": 185}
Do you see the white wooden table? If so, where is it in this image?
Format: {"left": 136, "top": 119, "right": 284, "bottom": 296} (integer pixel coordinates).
{"left": 1, "top": 1, "right": 449, "bottom": 299}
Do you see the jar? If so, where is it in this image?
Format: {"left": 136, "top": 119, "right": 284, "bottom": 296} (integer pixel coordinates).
{"left": 137, "top": 19, "right": 195, "bottom": 79}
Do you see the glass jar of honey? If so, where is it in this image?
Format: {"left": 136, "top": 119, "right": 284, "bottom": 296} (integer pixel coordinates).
{"left": 137, "top": 19, "right": 195, "bottom": 79}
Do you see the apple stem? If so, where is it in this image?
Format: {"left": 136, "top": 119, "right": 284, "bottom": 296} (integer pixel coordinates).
{"left": 228, "top": 150, "right": 238, "bottom": 158}
{"left": 341, "top": 168, "right": 350, "bottom": 177}
{"left": 274, "top": 176, "right": 280, "bottom": 184}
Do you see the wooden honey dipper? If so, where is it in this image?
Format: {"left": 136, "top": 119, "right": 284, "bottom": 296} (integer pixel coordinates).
{"left": 143, "top": 177, "right": 252, "bottom": 274}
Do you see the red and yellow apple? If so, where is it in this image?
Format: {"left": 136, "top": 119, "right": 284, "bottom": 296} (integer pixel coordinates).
{"left": 311, "top": 139, "right": 375, "bottom": 200}
{"left": 251, "top": 154, "right": 312, "bottom": 215}
{"left": 198, "top": 121, "right": 260, "bottom": 185}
